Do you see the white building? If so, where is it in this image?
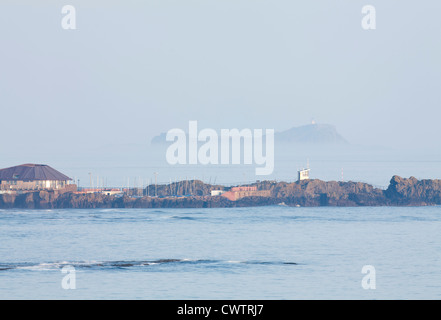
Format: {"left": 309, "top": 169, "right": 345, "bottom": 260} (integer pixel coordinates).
{"left": 211, "top": 190, "right": 225, "bottom": 196}
{"left": 298, "top": 168, "right": 310, "bottom": 181}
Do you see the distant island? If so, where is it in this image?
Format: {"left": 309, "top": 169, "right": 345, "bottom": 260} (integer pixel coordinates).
{"left": 151, "top": 123, "right": 348, "bottom": 145}
{"left": 1, "top": 175, "right": 440, "bottom": 209}
{"left": 274, "top": 123, "right": 348, "bottom": 145}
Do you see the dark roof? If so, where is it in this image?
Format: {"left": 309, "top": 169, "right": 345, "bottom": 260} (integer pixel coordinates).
{"left": 0, "top": 164, "right": 71, "bottom": 181}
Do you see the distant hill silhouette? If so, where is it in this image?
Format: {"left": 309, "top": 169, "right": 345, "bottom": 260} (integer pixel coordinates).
{"left": 275, "top": 123, "right": 348, "bottom": 144}
{"left": 151, "top": 123, "right": 348, "bottom": 145}
{"left": 151, "top": 132, "right": 167, "bottom": 145}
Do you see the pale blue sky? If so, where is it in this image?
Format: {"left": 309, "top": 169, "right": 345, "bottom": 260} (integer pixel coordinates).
{"left": 1, "top": 0, "right": 441, "bottom": 167}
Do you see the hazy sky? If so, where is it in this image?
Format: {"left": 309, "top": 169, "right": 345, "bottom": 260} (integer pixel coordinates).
{"left": 1, "top": 0, "right": 441, "bottom": 164}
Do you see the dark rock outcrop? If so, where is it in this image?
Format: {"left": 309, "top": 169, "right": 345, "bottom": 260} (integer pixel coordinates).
{"left": 1, "top": 176, "right": 440, "bottom": 209}
{"left": 384, "top": 175, "right": 441, "bottom": 206}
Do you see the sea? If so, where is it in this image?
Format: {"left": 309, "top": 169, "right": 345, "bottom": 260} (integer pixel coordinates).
{"left": 0, "top": 206, "right": 440, "bottom": 299}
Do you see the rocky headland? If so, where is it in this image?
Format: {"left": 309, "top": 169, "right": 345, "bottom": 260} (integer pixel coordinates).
{"left": 0, "top": 176, "right": 440, "bottom": 209}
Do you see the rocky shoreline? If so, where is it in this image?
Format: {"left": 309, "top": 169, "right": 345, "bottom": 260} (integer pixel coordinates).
{"left": 1, "top": 175, "right": 440, "bottom": 209}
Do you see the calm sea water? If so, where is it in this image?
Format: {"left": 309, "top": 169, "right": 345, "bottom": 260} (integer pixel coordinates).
{"left": 0, "top": 206, "right": 440, "bottom": 299}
